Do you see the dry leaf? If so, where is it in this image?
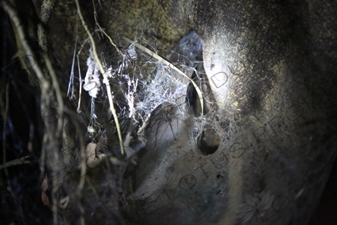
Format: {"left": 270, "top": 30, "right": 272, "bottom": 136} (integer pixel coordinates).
{"left": 41, "top": 174, "right": 49, "bottom": 207}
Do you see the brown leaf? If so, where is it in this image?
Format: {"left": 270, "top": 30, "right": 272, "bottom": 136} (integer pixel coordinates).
{"left": 41, "top": 174, "right": 49, "bottom": 207}
{"left": 41, "top": 191, "right": 50, "bottom": 207}
{"left": 41, "top": 174, "right": 48, "bottom": 192}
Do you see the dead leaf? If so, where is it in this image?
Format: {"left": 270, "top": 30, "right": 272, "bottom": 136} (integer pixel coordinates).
{"left": 41, "top": 174, "right": 49, "bottom": 207}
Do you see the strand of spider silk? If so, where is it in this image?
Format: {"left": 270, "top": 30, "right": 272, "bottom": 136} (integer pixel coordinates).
{"left": 75, "top": 0, "right": 124, "bottom": 155}
{"left": 67, "top": 37, "right": 77, "bottom": 99}
{"left": 76, "top": 38, "right": 90, "bottom": 114}
{"left": 68, "top": 14, "right": 79, "bottom": 99}
{"left": 123, "top": 37, "right": 204, "bottom": 115}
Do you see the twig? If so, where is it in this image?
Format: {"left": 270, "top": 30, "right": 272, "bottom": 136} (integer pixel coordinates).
{"left": 123, "top": 37, "right": 204, "bottom": 115}
{"left": 1, "top": 1, "right": 47, "bottom": 86}
{"left": 75, "top": 0, "right": 124, "bottom": 154}
{"left": 44, "top": 55, "right": 64, "bottom": 137}
{"left": 1, "top": 3, "right": 51, "bottom": 201}
{"left": 37, "top": 1, "right": 62, "bottom": 224}
{"left": 91, "top": 0, "right": 123, "bottom": 55}
{"left": 77, "top": 55, "right": 83, "bottom": 113}
{"left": 38, "top": 0, "right": 64, "bottom": 141}
{"left": 38, "top": 0, "right": 56, "bottom": 52}
{"left": 0, "top": 156, "right": 31, "bottom": 170}
{"left": 0, "top": 83, "right": 27, "bottom": 221}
